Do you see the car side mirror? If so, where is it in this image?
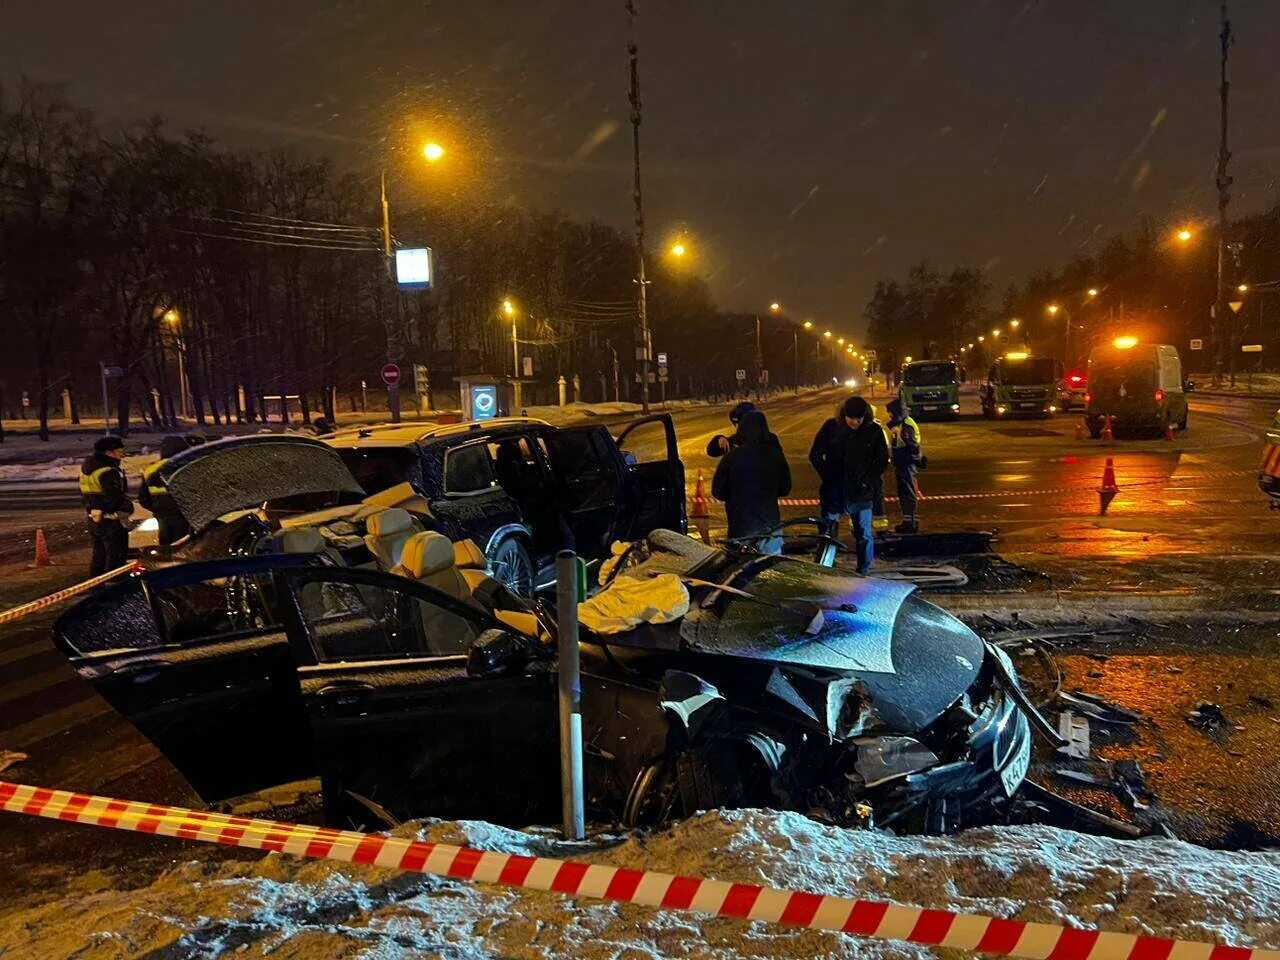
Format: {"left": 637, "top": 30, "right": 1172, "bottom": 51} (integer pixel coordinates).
{"left": 467, "top": 629, "right": 532, "bottom": 677}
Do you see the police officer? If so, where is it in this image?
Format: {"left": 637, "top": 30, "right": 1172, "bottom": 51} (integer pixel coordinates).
{"left": 886, "top": 397, "right": 923, "bottom": 534}
{"left": 80, "top": 435, "right": 133, "bottom": 575}
{"left": 138, "top": 435, "right": 190, "bottom": 547}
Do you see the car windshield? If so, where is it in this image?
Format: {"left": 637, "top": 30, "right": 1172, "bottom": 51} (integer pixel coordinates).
{"left": 903, "top": 362, "right": 957, "bottom": 386}
{"left": 1000, "top": 358, "right": 1056, "bottom": 385}
{"left": 337, "top": 448, "right": 419, "bottom": 495}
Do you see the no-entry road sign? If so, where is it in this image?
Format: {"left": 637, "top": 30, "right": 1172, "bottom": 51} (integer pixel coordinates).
{"left": 381, "top": 363, "right": 401, "bottom": 387}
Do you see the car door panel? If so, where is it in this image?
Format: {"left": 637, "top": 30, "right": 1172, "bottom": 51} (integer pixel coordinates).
{"left": 613, "top": 413, "right": 687, "bottom": 539}
{"left": 53, "top": 569, "right": 313, "bottom": 802}
{"left": 280, "top": 567, "right": 559, "bottom": 825}
{"left": 301, "top": 663, "right": 557, "bottom": 824}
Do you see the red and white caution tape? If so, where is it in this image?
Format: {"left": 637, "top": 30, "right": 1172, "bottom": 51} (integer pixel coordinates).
{"left": 0, "top": 780, "right": 1273, "bottom": 960}
{"left": 0, "top": 562, "right": 142, "bottom": 626}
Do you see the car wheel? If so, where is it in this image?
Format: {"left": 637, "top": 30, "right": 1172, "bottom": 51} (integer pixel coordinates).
{"left": 1087, "top": 423, "right": 1103, "bottom": 440}
{"left": 1179, "top": 408, "right": 1188, "bottom": 430}
{"left": 490, "top": 537, "right": 534, "bottom": 597}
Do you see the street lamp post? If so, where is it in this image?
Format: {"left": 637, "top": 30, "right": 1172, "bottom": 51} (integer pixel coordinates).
{"left": 164, "top": 310, "right": 189, "bottom": 422}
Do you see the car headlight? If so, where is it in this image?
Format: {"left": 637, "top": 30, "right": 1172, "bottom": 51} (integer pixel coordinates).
{"left": 136, "top": 517, "right": 159, "bottom": 533}
{"left": 996, "top": 405, "right": 1007, "bottom": 415}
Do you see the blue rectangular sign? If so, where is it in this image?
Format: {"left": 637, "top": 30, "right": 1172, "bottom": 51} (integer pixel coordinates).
{"left": 471, "top": 385, "right": 498, "bottom": 420}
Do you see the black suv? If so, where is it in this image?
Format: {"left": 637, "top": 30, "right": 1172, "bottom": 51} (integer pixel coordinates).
{"left": 322, "top": 415, "right": 685, "bottom": 591}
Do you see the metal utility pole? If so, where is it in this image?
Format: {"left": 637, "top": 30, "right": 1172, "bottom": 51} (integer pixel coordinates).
{"left": 754, "top": 315, "right": 763, "bottom": 401}
{"left": 555, "top": 550, "right": 585, "bottom": 840}
{"left": 793, "top": 329, "right": 800, "bottom": 395}
{"left": 627, "top": 0, "right": 651, "bottom": 414}
{"left": 380, "top": 170, "right": 403, "bottom": 422}
{"left": 1214, "top": 2, "right": 1234, "bottom": 385}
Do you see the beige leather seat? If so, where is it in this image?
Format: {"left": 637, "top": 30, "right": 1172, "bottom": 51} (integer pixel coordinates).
{"left": 363, "top": 508, "right": 418, "bottom": 570}
{"left": 395, "top": 531, "right": 473, "bottom": 603}
{"left": 450, "top": 538, "right": 540, "bottom": 639}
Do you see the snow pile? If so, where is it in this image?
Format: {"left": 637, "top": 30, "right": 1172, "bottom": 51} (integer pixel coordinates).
{"left": 0, "top": 452, "right": 155, "bottom": 482}
{"left": 2, "top": 810, "right": 1277, "bottom": 959}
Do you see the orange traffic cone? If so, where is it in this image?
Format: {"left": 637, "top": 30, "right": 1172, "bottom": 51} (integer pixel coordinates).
{"left": 1101, "top": 415, "right": 1114, "bottom": 442}
{"left": 1074, "top": 421, "right": 1084, "bottom": 441}
{"left": 28, "top": 528, "right": 52, "bottom": 568}
{"left": 1098, "top": 457, "right": 1119, "bottom": 515}
{"left": 691, "top": 469, "right": 711, "bottom": 543}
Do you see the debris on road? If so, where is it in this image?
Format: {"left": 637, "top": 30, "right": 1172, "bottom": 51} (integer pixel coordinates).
{"left": 0, "top": 751, "right": 27, "bottom": 774}
{"left": 1058, "top": 689, "right": 1142, "bottom": 725}
{"left": 1187, "top": 701, "right": 1244, "bottom": 736}
{"left": 1057, "top": 711, "right": 1091, "bottom": 759}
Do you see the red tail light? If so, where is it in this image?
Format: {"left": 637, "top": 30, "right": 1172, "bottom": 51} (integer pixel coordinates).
{"left": 1068, "top": 375, "right": 1084, "bottom": 385}
{"left": 1154, "top": 388, "right": 1165, "bottom": 403}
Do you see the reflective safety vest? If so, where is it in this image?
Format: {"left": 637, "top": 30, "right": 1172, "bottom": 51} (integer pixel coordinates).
{"left": 142, "top": 459, "right": 169, "bottom": 498}
{"left": 78, "top": 467, "right": 113, "bottom": 497}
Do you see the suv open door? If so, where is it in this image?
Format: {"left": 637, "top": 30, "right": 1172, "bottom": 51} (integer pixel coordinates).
{"left": 614, "top": 413, "right": 687, "bottom": 539}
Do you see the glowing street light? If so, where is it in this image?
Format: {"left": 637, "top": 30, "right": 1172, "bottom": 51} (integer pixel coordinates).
{"left": 1238, "top": 283, "right": 1250, "bottom": 293}
{"left": 669, "top": 241, "right": 686, "bottom": 258}
{"left": 1087, "top": 287, "right": 1099, "bottom": 298}
{"left": 904, "top": 355, "right": 914, "bottom": 364}
{"left": 837, "top": 337, "right": 846, "bottom": 346}
{"left": 769, "top": 301, "right": 781, "bottom": 313}
{"left": 803, "top": 320, "right": 813, "bottom": 330}
{"left": 977, "top": 335, "right": 985, "bottom": 343}
{"left": 423, "top": 142, "right": 445, "bottom": 163}
{"left": 1046, "top": 304, "right": 1060, "bottom": 316}
{"left": 990, "top": 328, "right": 1001, "bottom": 338}
{"left": 502, "top": 298, "right": 516, "bottom": 317}
{"left": 1176, "top": 228, "right": 1194, "bottom": 244}
{"left": 823, "top": 331, "right": 832, "bottom": 339}
{"left": 1009, "top": 318, "right": 1021, "bottom": 329}
{"left": 163, "top": 309, "right": 180, "bottom": 324}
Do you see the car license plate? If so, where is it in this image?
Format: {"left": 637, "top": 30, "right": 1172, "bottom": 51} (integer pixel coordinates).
{"left": 923, "top": 405, "right": 938, "bottom": 411}
{"left": 1017, "top": 402, "right": 1035, "bottom": 409}
{"left": 998, "top": 722, "right": 1031, "bottom": 796}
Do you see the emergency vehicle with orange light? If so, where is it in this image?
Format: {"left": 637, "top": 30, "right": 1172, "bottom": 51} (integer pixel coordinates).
{"left": 1084, "top": 339, "right": 1189, "bottom": 439}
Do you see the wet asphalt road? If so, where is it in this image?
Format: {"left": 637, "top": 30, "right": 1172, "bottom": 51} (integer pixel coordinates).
{"left": 0, "top": 386, "right": 1278, "bottom": 913}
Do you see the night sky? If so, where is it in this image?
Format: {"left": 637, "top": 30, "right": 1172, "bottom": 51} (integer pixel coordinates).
{"left": 3, "top": 0, "right": 1280, "bottom": 340}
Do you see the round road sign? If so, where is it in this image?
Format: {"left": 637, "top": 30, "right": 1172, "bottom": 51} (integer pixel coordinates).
{"left": 381, "top": 363, "right": 401, "bottom": 387}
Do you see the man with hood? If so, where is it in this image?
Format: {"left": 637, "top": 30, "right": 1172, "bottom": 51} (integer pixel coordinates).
{"left": 839, "top": 396, "right": 890, "bottom": 574}
{"left": 139, "top": 435, "right": 192, "bottom": 547}
{"left": 712, "top": 409, "right": 791, "bottom": 554}
{"left": 704, "top": 400, "right": 757, "bottom": 457}
{"left": 886, "top": 397, "right": 923, "bottom": 533}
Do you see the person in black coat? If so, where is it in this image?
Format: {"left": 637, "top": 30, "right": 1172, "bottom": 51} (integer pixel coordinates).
{"left": 704, "top": 400, "right": 757, "bottom": 457}
{"left": 839, "top": 396, "right": 890, "bottom": 574}
{"left": 807, "top": 401, "right": 848, "bottom": 537}
{"left": 712, "top": 410, "right": 791, "bottom": 554}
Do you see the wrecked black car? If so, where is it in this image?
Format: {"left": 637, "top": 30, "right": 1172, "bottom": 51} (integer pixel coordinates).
{"left": 53, "top": 529, "right": 1031, "bottom": 834}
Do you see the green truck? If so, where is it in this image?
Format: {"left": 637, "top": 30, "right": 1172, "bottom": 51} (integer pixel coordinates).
{"left": 899, "top": 359, "right": 961, "bottom": 420}
{"left": 979, "top": 354, "right": 1058, "bottom": 418}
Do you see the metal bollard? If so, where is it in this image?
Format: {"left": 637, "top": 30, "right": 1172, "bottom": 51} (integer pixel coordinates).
{"left": 555, "top": 550, "right": 586, "bottom": 840}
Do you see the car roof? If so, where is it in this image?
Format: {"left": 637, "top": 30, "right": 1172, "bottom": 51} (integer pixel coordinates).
{"left": 323, "top": 417, "right": 552, "bottom": 449}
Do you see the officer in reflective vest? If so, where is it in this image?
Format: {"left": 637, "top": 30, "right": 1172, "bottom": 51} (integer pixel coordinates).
{"left": 80, "top": 435, "right": 133, "bottom": 575}
{"left": 886, "top": 397, "right": 923, "bottom": 534}
{"left": 138, "top": 435, "right": 190, "bottom": 547}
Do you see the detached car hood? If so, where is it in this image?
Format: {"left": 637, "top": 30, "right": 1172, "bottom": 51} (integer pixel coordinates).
{"left": 158, "top": 435, "right": 365, "bottom": 533}
{"left": 682, "top": 560, "right": 985, "bottom": 733}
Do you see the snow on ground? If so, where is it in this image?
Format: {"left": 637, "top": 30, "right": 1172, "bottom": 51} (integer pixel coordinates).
{"left": 0, "top": 451, "right": 157, "bottom": 482}
{"left": 3, "top": 810, "right": 1277, "bottom": 959}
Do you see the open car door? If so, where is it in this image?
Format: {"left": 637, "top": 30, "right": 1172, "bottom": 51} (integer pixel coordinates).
{"left": 613, "top": 413, "right": 687, "bottom": 539}
{"left": 51, "top": 557, "right": 317, "bottom": 802}
{"left": 542, "top": 425, "right": 628, "bottom": 560}
{"left": 277, "top": 566, "right": 557, "bottom": 826}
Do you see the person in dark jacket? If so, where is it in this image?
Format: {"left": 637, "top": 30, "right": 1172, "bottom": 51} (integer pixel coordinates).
{"left": 704, "top": 400, "right": 757, "bottom": 457}
{"left": 712, "top": 410, "right": 791, "bottom": 554}
{"left": 80, "top": 435, "right": 133, "bottom": 575}
{"left": 138, "top": 435, "right": 190, "bottom": 547}
{"left": 807, "top": 402, "right": 848, "bottom": 538}
{"left": 840, "top": 396, "right": 890, "bottom": 574}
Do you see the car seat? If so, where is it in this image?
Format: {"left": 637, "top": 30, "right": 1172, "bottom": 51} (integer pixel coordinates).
{"left": 363, "top": 507, "right": 419, "bottom": 569}
{"left": 451, "top": 537, "right": 540, "bottom": 638}
{"left": 395, "top": 531, "right": 474, "bottom": 604}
